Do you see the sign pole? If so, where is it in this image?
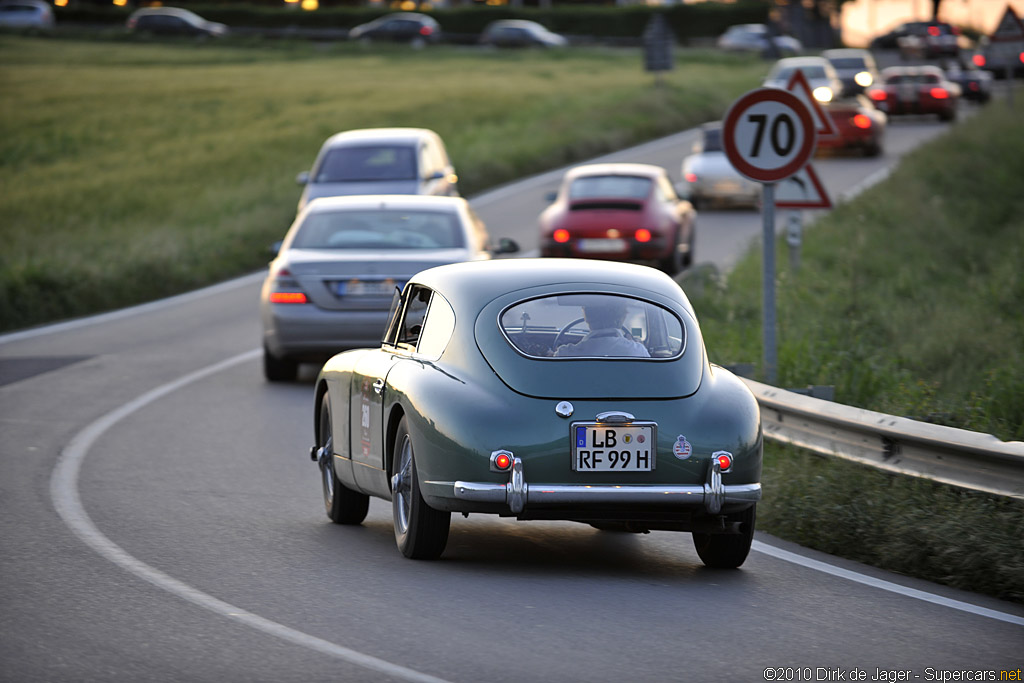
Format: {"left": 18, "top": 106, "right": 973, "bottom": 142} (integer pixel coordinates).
{"left": 762, "top": 182, "right": 777, "bottom": 385}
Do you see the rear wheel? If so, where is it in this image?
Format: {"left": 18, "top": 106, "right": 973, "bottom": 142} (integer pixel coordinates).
{"left": 318, "top": 393, "right": 369, "bottom": 525}
{"left": 264, "top": 346, "right": 298, "bottom": 382}
{"left": 392, "top": 417, "right": 450, "bottom": 559}
{"left": 692, "top": 504, "right": 756, "bottom": 569}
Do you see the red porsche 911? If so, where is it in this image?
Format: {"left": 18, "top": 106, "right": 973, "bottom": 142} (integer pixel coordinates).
{"left": 867, "top": 65, "right": 961, "bottom": 121}
{"left": 539, "top": 163, "right": 696, "bottom": 274}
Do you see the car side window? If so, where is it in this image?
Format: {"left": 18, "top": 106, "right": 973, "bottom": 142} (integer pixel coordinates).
{"left": 416, "top": 292, "right": 456, "bottom": 360}
{"left": 396, "top": 285, "right": 431, "bottom": 351}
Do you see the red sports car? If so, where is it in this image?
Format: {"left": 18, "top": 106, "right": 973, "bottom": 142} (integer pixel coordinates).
{"left": 817, "top": 95, "right": 887, "bottom": 157}
{"left": 539, "top": 163, "right": 697, "bottom": 274}
{"left": 867, "top": 65, "right": 961, "bottom": 121}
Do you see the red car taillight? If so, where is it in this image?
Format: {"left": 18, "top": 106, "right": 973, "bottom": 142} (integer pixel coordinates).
{"left": 269, "top": 267, "right": 309, "bottom": 304}
{"left": 420, "top": 25, "right": 433, "bottom": 36}
{"left": 930, "top": 87, "right": 949, "bottom": 99}
{"left": 635, "top": 228, "right": 652, "bottom": 243}
{"left": 852, "top": 113, "right": 872, "bottom": 129}
{"left": 553, "top": 228, "right": 570, "bottom": 243}
{"left": 868, "top": 89, "right": 887, "bottom": 101}
{"left": 973, "top": 54, "right": 986, "bottom": 67}
{"left": 684, "top": 172, "right": 697, "bottom": 183}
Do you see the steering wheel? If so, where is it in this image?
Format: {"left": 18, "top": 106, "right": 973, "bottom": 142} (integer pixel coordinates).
{"left": 552, "top": 317, "right": 587, "bottom": 351}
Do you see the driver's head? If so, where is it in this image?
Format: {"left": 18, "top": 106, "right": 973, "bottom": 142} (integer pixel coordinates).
{"left": 583, "top": 301, "right": 627, "bottom": 330}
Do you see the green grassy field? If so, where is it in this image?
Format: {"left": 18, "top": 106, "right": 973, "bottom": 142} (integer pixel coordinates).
{"left": 684, "top": 102, "right": 1024, "bottom": 602}
{"left": 0, "top": 36, "right": 766, "bottom": 331}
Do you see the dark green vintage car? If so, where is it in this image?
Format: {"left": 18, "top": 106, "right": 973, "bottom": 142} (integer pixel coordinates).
{"left": 311, "top": 258, "right": 762, "bottom": 566}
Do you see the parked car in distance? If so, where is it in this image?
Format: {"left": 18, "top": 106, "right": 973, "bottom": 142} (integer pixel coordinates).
{"left": 261, "top": 195, "right": 517, "bottom": 381}
{"left": 0, "top": 0, "right": 53, "bottom": 29}
{"left": 348, "top": 12, "right": 440, "bottom": 47}
{"left": 822, "top": 48, "right": 880, "bottom": 96}
{"left": 311, "top": 258, "right": 762, "bottom": 565}
{"left": 867, "top": 65, "right": 961, "bottom": 121}
{"left": 126, "top": 7, "right": 227, "bottom": 38}
{"left": 296, "top": 128, "right": 458, "bottom": 214}
{"left": 817, "top": 95, "right": 886, "bottom": 157}
{"left": 680, "top": 122, "right": 759, "bottom": 210}
{"left": 942, "top": 57, "right": 993, "bottom": 103}
{"left": 763, "top": 55, "right": 844, "bottom": 103}
{"left": 480, "top": 19, "right": 566, "bottom": 48}
{"left": 716, "top": 23, "right": 802, "bottom": 57}
{"left": 539, "top": 163, "right": 696, "bottom": 274}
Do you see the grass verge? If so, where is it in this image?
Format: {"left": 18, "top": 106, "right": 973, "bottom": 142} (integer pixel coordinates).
{"left": 0, "top": 36, "right": 765, "bottom": 332}
{"left": 685, "top": 102, "right": 1024, "bottom": 602}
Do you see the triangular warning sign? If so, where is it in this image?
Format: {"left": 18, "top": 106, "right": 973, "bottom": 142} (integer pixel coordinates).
{"left": 785, "top": 69, "right": 838, "bottom": 140}
{"left": 992, "top": 5, "right": 1024, "bottom": 42}
{"left": 774, "top": 163, "right": 832, "bottom": 209}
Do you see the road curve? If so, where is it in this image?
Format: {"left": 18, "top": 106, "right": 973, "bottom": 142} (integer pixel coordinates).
{"left": 2, "top": 109, "right": 1021, "bottom": 683}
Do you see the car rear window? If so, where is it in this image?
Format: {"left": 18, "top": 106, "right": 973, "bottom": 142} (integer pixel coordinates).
{"left": 829, "top": 57, "right": 867, "bottom": 69}
{"left": 316, "top": 145, "right": 417, "bottom": 182}
{"left": 499, "top": 293, "right": 684, "bottom": 359}
{"left": 291, "top": 209, "right": 464, "bottom": 250}
{"left": 568, "top": 176, "right": 652, "bottom": 201}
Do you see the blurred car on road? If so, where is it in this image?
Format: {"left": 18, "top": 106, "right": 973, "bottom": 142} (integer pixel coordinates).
{"left": 763, "top": 55, "right": 844, "bottom": 103}
{"left": 716, "top": 23, "right": 802, "bottom": 57}
{"left": 680, "top": 122, "right": 759, "bottom": 210}
{"left": 479, "top": 19, "right": 567, "bottom": 48}
{"left": 972, "top": 37, "right": 1024, "bottom": 78}
{"left": 348, "top": 12, "right": 440, "bottom": 47}
{"left": 896, "top": 21, "right": 963, "bottom": 60}
{"left": 822, "top": 48, "right": 880, "bottom": 96}
{"left": 817, "top": 95, "right": 886, "bottom": 157}
{"left": 867, "top": 65, "right": 961, "bottom": 121}
{"left": 311, "top": 258, "right": 762, "bottom": 565}
{"left": 296, "top": 128, "right": 458, "bottom": 213}
{"left": 539, "top": 163, "right": 696, "bottom": 274}
{"left": 942, "top": 57, "right": 993, "bottom": 103}
{"left": 261, "top": 195, "right": 517, "bottom": 381}
{"left": 126, "top": 7, "right": 227, "bottom": 38}
{"left": 0, "top": 0, "right": 53, "bottom": 29}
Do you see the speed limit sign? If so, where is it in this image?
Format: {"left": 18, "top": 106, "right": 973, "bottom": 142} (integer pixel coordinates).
{"left": 722, "top": 88, "right": 816, "bottom": 183}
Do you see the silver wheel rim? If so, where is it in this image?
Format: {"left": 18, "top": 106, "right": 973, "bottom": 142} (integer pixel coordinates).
{"left": 394, "top": 435, "right": 413, "bottom": 535}
{"left": 320, "top": 410, "right": 334, "bottom": 508}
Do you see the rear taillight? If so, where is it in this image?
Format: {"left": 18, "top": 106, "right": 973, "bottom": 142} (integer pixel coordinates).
{"left": 868, "top": 89, "right": 886, "bottom": 101}
{"left": 270, "top": 292, "right": 308, "bottom": 304}
{"left": 635, "top": 229, "right": 652, "bottom": 243}
{"left": 684, "top": 172, "right": 697, "bottom": 183}
{"left": 553, "top": 228, "right": 570, "bottom": 243}
{"left": 270, "top": 267, "right": 308, "bottom": 304}
{"left": 930, "top": 87, "right": 949, "bottom": 99}
{"left": 852, "top": 114, "right": 872, "bottom": 129}
{"left": 973, "top": 54, "right": 986, "bottom": 67}
{"left": 420, "top": 25, "right": 433, "bottom": 36}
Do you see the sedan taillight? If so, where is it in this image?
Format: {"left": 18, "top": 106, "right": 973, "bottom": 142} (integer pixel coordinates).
{"left": 868, "top": 89, "right": 887, "bottom": 101}
{"left": 929, "top": 87, "right": 949, "bottom": 99}
{"left": 852, "top": 114, "right": 872, "bottom": 129}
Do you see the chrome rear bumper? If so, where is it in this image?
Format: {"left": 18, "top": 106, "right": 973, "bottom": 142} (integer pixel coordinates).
{"left": 447, "top": 457, "right": 760, "bottom": 515}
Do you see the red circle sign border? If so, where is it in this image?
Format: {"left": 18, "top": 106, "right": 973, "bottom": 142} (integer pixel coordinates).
{"left": 722, "top": 88, "right": 816, "bottom": 183}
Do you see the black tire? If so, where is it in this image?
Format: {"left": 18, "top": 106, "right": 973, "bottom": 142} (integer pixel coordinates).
{"left": 392, "top": 416, "right": 450, "bottom": 559}
{"left": 692, "top": 504, "right": 756, "bottom": 569}
{"left": 658, "top": 227, "right": 685, "bottom": 275}
{"left": 318, "top": 393, "right": 369, "bottom": 525}
{"left": 263, "top": 346, "right": 298, "bottom": 382}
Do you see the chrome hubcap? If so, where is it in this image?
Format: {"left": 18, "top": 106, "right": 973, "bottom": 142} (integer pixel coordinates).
{"left": 394, "top": 436, "right": 413, "bottom": 535}
{"left": 321, "top": 432, "right": 334, "bottom": 506}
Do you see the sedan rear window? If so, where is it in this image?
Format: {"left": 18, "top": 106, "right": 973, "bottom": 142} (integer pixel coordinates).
{"left": 499, "top": 293, "right": 684, "bottom": 359}
{"left": 316, "top": 145, "right": 417, "bottom": 182}
{"left": 291, "top": 210, "right": 465, "bottom": 250}
{"left": 569, "top": 176, "right": 652, "bottom": 201}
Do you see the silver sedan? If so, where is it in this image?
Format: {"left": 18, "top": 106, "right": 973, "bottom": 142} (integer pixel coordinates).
{"left": 260, "top": 195, "right": 517, "bottom": 381}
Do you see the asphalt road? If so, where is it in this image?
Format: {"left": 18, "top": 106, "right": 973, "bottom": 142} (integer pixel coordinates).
{"left": 2, "top": 100, "right": 1022, "bottom": 682}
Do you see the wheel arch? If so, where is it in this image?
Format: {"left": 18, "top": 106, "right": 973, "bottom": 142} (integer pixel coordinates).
{"left": 385, "top": 403, "right": 407, "bottom": 490}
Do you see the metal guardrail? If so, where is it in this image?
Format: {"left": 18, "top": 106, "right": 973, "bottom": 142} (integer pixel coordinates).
{"left": 740, "top": 378, "right": 1024, "bottom": 500}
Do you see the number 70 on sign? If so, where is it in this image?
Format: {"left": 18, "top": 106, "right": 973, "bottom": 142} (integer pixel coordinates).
{"left": 722, "top": 88, "right": 817, "bottom": 184}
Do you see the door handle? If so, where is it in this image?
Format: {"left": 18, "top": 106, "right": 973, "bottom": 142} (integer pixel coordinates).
{"left": 372, "top": 379, "right": 385, "bottom": 395}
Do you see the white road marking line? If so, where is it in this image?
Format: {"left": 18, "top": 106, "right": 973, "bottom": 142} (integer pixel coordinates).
{"left": 50, "top": 348, "right": 456, "bottom": 683}
{"left": 753, "top": 540, "right": 1024, "bottom": 626}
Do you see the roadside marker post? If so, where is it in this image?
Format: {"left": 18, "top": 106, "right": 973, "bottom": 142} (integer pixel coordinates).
{"left": 722, "top": 88, "right": 817, "bottom": 384}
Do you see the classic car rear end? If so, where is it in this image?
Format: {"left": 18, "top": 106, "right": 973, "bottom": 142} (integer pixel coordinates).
{"left": 312, "top": 259, "right": 761, "bottom": 567}
{"left": 868, "top": 66, "right": 961, "bottom": 121}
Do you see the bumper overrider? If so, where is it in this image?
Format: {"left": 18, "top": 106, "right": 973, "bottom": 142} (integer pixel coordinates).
{"left": 446, "top": 454, "right": 761, "bottom": 516}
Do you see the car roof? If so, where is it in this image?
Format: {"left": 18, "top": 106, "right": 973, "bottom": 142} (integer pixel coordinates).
{"left": 881, "top": 65, "right": 944, "bottom": 77}
{"left": 302, "top": 194, "right": 467, "bottom": 214}
{"left": 320, "top": 127, "right": 438, "bottom": 149}
{"left": 822, "top": 48, "right": 871, "bottom": 58}
{"left": 773, "top": 56, "right": 830, "bottom": 68}
{"left": 563, "top": 162, "right": 664, "bottom": 180}
{"left": 413, "top": 258, "right": 690, "bottom": 313}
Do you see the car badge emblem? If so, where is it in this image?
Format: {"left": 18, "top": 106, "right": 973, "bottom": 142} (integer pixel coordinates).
{"left": 555, "top": 401, "right": 574, "bottom": 418}
{"left": 673, "top": 435, "right": 692, "bottom": 460}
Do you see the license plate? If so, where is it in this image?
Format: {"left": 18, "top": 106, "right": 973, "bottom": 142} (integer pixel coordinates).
{"left": 572, "top": 422, "right": 656, "bottom": 472}
{"left": 715, "top": 181, "right": 741, "bottom": 193}
{"left": 577, "top": 238, "right": 627, "bottom": 254}
{"left": 336, "top": 279, "right": 398, "bottom": 297}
